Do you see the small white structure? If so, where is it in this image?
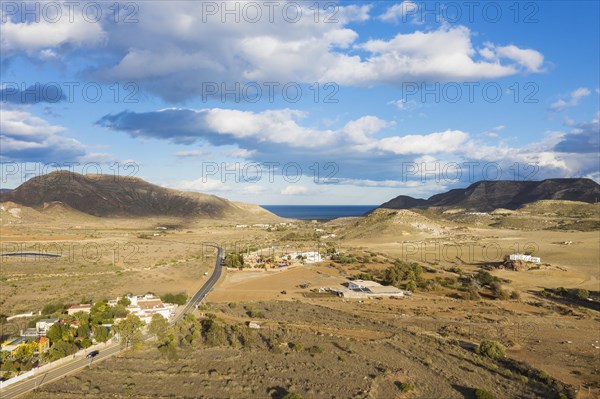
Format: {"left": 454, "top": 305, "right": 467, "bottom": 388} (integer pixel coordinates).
{"left": 340, "top": 280, "right": 405, "bottom": 298}
{"left": 509, "top": 254, "right": 541, "bottom": 263}
{"left": 35, "top": 318, "right": 59, "bottom": 335}
{"left": 235, "top": 224, "right": 248, "bottom": 228}
{"left": 248, "top": 322, "right": 261, "bottom": 329}
{"left": 285, "top": 251, "right": 322, "bottom": 264}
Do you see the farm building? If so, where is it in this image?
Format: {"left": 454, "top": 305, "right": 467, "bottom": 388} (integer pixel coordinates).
{"left": 330, "top": 280, "right": 406, "bottom": 298}
{"left": 509, "top": 254, "right": 541, "bottom": 263}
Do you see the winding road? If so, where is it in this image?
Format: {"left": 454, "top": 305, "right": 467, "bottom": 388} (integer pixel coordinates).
{"left": 0, "top": 245, "right": 223, "bottom": 399}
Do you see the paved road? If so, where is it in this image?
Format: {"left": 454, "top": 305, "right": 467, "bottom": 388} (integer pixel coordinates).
{"left": 0, "top": 245, "right": 223, "bottom": 399}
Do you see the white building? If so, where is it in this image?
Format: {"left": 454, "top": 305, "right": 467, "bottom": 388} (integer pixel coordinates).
{"left": 125, "top": 295, "right": 176, "bottom": 323}
{"left": 340, "top": 280, "right": 405, "bottom": 298}
{"left": 509, "top": 254, "right": 541, "bottom": 263}
{"left": 35, "top": 318, "right": 59, "bottom": 335}
{"left": 285, "top": 251, "right": 323, "bottom": 264}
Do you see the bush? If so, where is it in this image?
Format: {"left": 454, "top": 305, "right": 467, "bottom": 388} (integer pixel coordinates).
{"left": 510, "top": 291, "right": 521, "bottom": 300}
{"left": 289, "top": 342, "right": 304, "bottom": 351}
{"left": 475, "top": 389, "right": 495, "bottom": 399}
{"left": 396, "top": 382, "right": 415, "bottom": 393}
{"left": 160, "top": 292, "right": 188, "bottom": 305}
{"left": 575, "top": 288, "right": 590, "bottom": 300}
{"left": 475, "top": 270, "right": 498, "bottom": 286}
{"left": 383, "top": 261, "right": 423, "bottom": 288}
{"left": 281, "top": 394, "right": 302, "bottom": 399}
{"left": 306, "top": 345, "right": 323, "bottom": 354}
{"left": 464, "top": 286, "right": 481, "bottom": 300}
{"left": 405, "top": 280, "right": 417, "bottom": 292}
{"left": 42, "top": 302, "right": 65, "bottom": 315}
{"left": 478, "top": 340, "right": 505, "bottom": 360}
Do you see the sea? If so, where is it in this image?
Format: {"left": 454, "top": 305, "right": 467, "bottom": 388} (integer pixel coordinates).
{"left": 261, "top": 205, "right": 377, "bottom": 220}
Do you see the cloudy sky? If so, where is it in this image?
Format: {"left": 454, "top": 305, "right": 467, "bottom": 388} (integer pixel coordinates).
{"left": 1, "top": 1, "right": 599, "bottom": 204}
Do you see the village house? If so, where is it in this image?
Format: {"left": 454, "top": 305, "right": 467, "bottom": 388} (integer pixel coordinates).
{"left": 124, "top": 294, "right": 176, "bottom": 323}
{"left": 35, "top": 318, "right": 59, "bottom": 335}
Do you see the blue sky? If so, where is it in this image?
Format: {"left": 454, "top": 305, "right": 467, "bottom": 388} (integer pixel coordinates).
{"left": 1, "top": 1, "right": 599, "bottom": 204}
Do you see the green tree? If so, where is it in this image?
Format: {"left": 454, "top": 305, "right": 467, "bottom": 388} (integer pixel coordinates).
{"left": 117, "top": 296, "right": 131, "bottom": 306}
{"left": 115, "top": 314, "right": 145, "bottom": 349}
{"left": 383, "top": 261, "right": 423, "bottom": 288}
{"left": 48, "top": 340, "right": 78, "bottom": 361}
{"left": 13, "top": 343, "right": 35, "bottom": 362}
{"left": 93, "top": 326, "right": 110, "bottom": 343}
{"left": 148, "top": 314, "right": 170, "bottom": 342}
{"left": 202, "top": 318, "right": 227, "bottom": 347}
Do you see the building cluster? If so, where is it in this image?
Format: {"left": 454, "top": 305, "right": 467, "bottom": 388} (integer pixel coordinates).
{"left": 1, "top": 294, "right": 176, "bottom": 357}
{"left": 1, "top": 319, "right": 56, "bottom": 356}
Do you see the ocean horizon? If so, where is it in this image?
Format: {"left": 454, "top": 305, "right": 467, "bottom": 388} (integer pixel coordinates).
{"left": 261, "top": 205, "right": 377, "bottom": 220}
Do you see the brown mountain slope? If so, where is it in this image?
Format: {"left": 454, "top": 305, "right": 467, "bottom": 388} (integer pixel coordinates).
{"left": 0, "top": 171, "right": 275, "bottom": 219}
{"left": 379, "top": 178, "right": 600, "bottom": 212}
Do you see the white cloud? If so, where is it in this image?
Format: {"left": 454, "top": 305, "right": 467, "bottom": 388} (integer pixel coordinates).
{"left": 0, "top": 108, "right": 86, "bottom": 162}
{"left": 240, "top": 185, "right": 266, "bottom": 195}
{"left": 170, "top": 177, "right": 231, "bottom": 192}
{"left": 480, "top": 43, "right": 544, "bottom": 73}
{"left": 175, "top": 149, "right": 205, "bottom": 158}
{"left": 550, "top": 87, "right": 591, "bottom": 111}
{"left": 359, "top": 130, "right": 470, "bottom": 155}
{"left": 228, "top": 148, "right": 256, "bottom": 159}
{"left": 281, "top": 185, "right": 310, "bottom": 195}
{"left": 379, "top": 1, "right": 419, "bottom": 23}
{"left": 1, "top": 13, "right": 106, "bottom": 55}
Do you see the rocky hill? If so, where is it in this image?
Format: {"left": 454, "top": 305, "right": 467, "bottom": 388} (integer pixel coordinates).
{"left": 379, "top": 178, "right": 600, "bottom": 212}
{"left": 0, "top": 171, "right": 275, "bottom": 219}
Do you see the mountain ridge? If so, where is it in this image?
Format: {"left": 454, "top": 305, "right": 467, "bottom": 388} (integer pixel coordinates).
{"left": 378, "top": 178, "right": 600, "bottom": 212}
{"left": 0, "top": 171, "right": 275, "bottom": 220}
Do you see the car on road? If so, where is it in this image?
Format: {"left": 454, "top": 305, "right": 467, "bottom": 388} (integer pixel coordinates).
{"left": 86, "top": 350, "right": 99, "bottom": 359}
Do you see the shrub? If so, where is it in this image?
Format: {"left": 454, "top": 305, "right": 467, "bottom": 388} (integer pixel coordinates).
{"left": 575, "top": 288, "right": 590, "bottom": 300}
{"left": 160, "top": 292, "right": 188, "bottom": 305}
{"left": 510, "top": 291, "right": 521, "bottom": 300}
{"left": 475, "top": 389, "right": 495, "bottom": 399}
{"left": 282, "top": 394, "right": 302, "bottom": 399}
{"left": 464, "top": 286, "right": 481, "bottom": 300}
{"left": 478, "top": 340, "right": 505, "bottom": 360}
{"left": 396, "top": 382, "right": 415, "bottom": 393}
{"left": 475, "top": 270, "right": 496, "bottom": 286}
{"left": 405, "top": 280, "right": 417, "bottom": 292}
{"left": 289, "top": 342, "right": 304, "bottom": 351}
{"left": 306, "top": 345, "right": 323, "bottom": 354}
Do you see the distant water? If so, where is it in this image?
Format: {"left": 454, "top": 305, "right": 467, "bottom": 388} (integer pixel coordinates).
{"left": 261, "top": 205, "right": 377, "bottom": 220}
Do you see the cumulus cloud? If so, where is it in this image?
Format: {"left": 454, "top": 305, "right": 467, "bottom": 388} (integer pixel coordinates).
{"left": 359, "top": 130, "right": 470, "bottom": 154}
{"left": 378, "top": 1, "right": 419, "bottom": 23}
{"left": 2, "top": 2, "right": 544, "bottom": 102}
{"left": 0, "top": 11, "right": 106, "bottom": 56}
{"left": 281, "top": 185, "right": 310, "bottom": 195}
{"left": 550, "top": 88, "right": 591, "bottom": 111}
{"left": 0, "top": 108, "right": 86, "bottom": 162}
{"left": 554, "top": 112, "right": 600, "bottom": 153}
